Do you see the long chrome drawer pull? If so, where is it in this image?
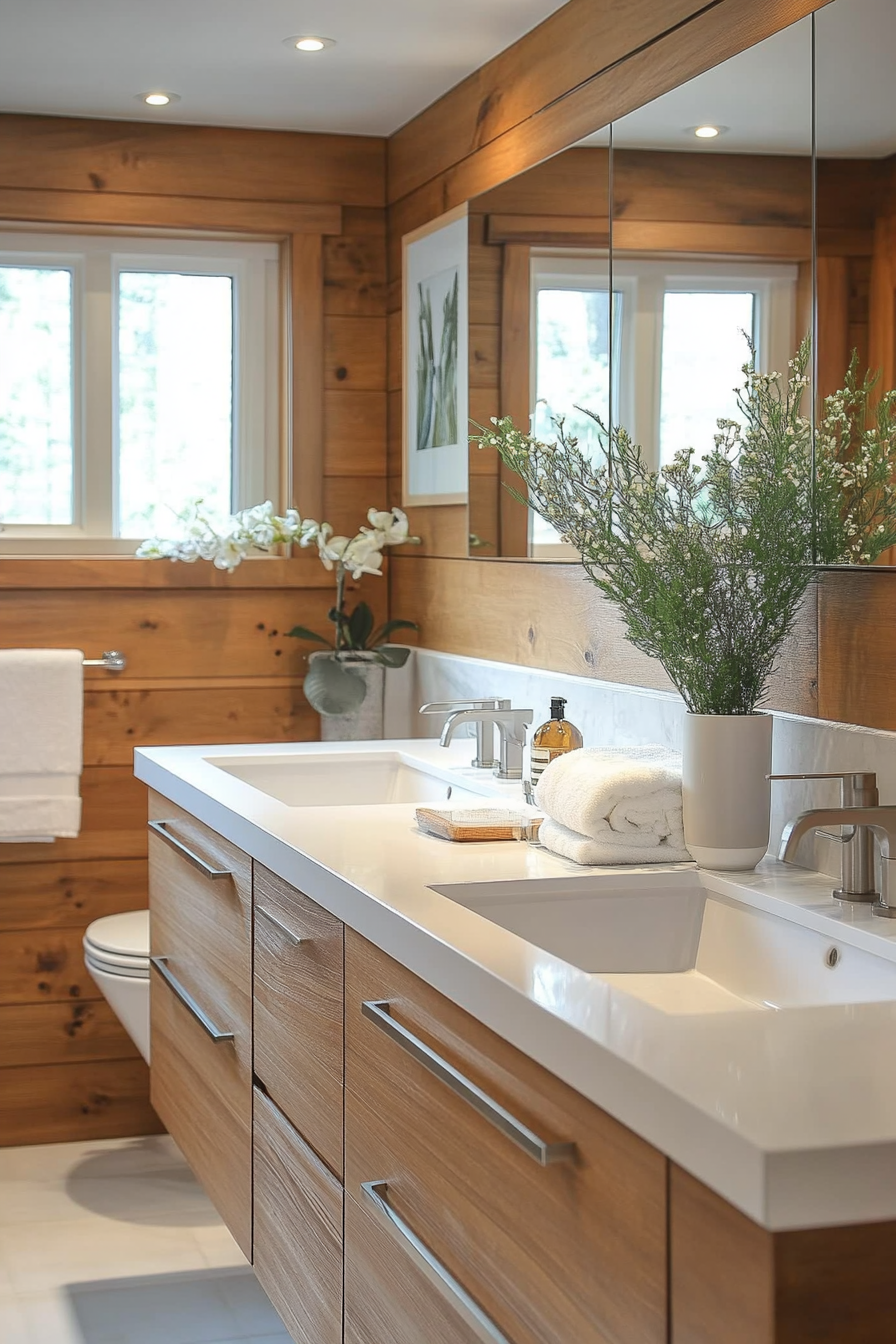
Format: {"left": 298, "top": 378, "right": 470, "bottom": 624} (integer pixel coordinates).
{"left": 148, "top": 820, "right": 232, "bottom": 879}
{"left": 150, "top": 956, "right": 235, "bottom": 1043}
{"left": 256, "top": 906, "right": 305, "bottom": 947}
{"left": 361, "top": 1000, "right": 575, "bottom": 1166}
{"left": 361, "top": 1181, "right": 512, "bottom": 1344}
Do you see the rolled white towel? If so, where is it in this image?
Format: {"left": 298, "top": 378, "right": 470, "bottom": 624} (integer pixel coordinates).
{"left": 540, "top": 817, "right": 692, "bottom": 867}
{"left": 535, "top": 745, "right": 684, "bottom": 842}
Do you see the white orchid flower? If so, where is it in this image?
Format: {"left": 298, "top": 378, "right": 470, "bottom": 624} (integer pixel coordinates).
{"left": 341, "top": 536, "right": 384, "bottom": 580}
{"left": 364, "top": 506, "right": 412, "bottom": 546}
{"left": 212, "top": 535, "right": 252, "bottom": 571}
{"left": 317, "top": 526, "right": 351, "bottom": 571}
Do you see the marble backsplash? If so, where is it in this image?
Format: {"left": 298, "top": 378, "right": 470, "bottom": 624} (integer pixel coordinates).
{"left": 385, "top": 646, "right": 896, "bottom": 878}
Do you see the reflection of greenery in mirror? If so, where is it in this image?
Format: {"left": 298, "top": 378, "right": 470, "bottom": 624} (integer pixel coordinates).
{"left": 475, "top": 344, "right": 829, "bottom": 715}
{"left": 817, "top": 355, "right": 896, "bottom": 563}
{"left": 475, "top": 336, "right": 896, "bottom": 711}
{"left": 815, "top": 0, "right": 896, "bottom": 565}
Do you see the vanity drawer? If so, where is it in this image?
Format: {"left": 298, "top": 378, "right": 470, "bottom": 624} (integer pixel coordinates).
{"left": 253, "top": 1087, "right": 343, "bottom": 1344}
{"left": 345, "top": 929, "right": 667, "bottom": 1344}
{"left": 148, "top": 793, "right": 252, "bottom": 1257}
{"left": 344, "top": 1185, "right": 489, "bottom": 1344}
{"left": 253, "top": 863, "right": 344, "bottom": 1176}
{"left": 148, "top": 793, "right": 252, "bottom": 1040}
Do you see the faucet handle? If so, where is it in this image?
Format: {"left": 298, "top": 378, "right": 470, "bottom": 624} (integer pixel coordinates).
{"left": 419, "top": 699, "right": 510, "bottom": 715}
{"left": 768, "top": 772, "right": 878, "bottom": 807}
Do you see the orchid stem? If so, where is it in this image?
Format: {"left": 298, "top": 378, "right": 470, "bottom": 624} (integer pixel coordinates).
{"left": 335, "top": 564, "right": 346, "bottom": 653}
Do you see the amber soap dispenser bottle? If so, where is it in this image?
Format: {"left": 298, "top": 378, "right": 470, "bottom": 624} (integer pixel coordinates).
{"left": 530, "top": 697, "right": 583, "bottom": 783}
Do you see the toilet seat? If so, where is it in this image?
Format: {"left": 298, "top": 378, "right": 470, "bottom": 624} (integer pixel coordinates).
{"left": 84, "top": 948, "right": 150, "bottom": 979}
{"left": 84, "top": 910, "right": 150, "bottom": 958}
{"left": 83, "top": 908, "right": 151, "bottom": 1063}
{"left": 84, "top": 910, "right": 150, "bottom": 979}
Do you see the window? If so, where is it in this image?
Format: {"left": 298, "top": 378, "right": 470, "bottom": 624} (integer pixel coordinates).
{"left": 530, "top": 252, "right": 797, "bottom": 555}
{"left": 0, "top": 231, "right": 280, "bottom": 552}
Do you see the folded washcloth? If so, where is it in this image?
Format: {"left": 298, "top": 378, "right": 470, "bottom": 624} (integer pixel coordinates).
{"left": 540, "top": 817, "right": 692, "bottom": 866}
{"left": 535, "top": 744, "right": 684, "bottom": 843}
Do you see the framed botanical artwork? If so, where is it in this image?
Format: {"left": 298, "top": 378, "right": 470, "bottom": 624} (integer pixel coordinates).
{"left": 402, "top": 204, "right": 469, "bottom": 506}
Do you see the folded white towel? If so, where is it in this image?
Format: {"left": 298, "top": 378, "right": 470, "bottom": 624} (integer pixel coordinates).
{"left": 0, "top": 649, "right": 84, "bottom": 840}
{"left": 535, "top": 745, "right": 684, "bottom": 842}
{"left": 540, "top": 816, "right": 692, "bottom": 867}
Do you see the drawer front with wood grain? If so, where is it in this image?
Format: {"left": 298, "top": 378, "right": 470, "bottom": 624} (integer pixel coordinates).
{"left": 344, "top": 1186, "right": 491, "bottom": 1344}
{"left": 148, "top": 793, "right": 252, "bottom": 1256}
{"left": 253, "top": 1087, "right": 343, "bottom": 1344}
{"left": 345, "top": 929, "right": 667, "bottom": 1344}
{"left": 254, "top": 862, "right": 344, "bottom": 1177}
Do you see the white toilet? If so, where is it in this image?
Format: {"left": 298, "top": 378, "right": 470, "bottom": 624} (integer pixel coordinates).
{"left": 83, "top": 910, "right": 151, "bottom": 1064}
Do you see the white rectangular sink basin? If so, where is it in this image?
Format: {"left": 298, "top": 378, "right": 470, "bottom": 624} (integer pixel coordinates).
{"left": 431, "top": 873, "right": 896, "bottom": 1013}
{"left": 206, "top": 751, "right": 496, "bottom": 808}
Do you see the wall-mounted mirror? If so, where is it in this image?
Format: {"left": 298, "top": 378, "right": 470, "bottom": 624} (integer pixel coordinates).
{"left": 815, "top": 0, "right": 896, "bottom": 567}
{"left": 465, "top": 18, "right": 813, "bottom": 559}
{"left": 462, "top": 1, "right": 896, "bottom": 566}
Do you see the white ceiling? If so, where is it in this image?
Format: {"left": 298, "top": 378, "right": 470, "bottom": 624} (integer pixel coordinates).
{"left": 606, "top": 0, "right": 896, "bottom": 158}
{"left": 0, "top": 0, "right": 567, "bottom": 136}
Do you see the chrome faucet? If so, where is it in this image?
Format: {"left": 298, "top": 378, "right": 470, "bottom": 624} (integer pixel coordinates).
{"left": 430, "top": 703, "right": 533, "bottom": 780}
{"left": 419, "top": 699, "right": 509, "bottom": 770}
{"left": 775, "top": 771, "right": 896, "bottom": 917}
{"left": 771, "top": 772, "right": 880, "bottom": 902}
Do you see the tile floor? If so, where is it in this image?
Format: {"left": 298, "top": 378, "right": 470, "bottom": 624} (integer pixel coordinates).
{"left": 0, "top": 1134, "right": 290, "bottom": 1344}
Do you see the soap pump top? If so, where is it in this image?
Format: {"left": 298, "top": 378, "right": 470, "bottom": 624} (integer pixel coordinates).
{"left": 530, "top": 697, "right": 583, "bottom": 783}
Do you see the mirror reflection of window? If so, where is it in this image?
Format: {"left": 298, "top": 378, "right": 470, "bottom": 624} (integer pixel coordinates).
{"left": 530, "top": 256, "right": 616, "bottom": 554}
{"left": 532, "top": 255, "right": 797, "bottom": 489}
{"left": 659, "top": 290, "right": 755, "bottom": 466}
{"left": 533, "top": 287, "right": 614, "bottom": 452}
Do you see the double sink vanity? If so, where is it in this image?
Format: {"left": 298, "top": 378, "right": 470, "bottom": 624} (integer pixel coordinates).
{"left": 135, "top": 737, "right": 896, "bottom": 1344}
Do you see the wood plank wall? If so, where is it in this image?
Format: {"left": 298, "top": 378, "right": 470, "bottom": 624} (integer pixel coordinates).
{"left": 0, "top": 115, "right": 388, "bottom": 1145}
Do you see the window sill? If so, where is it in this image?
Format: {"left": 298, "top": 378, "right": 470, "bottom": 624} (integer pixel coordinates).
{"left": 0, "top": 552, "right": 334, "bottom": 591}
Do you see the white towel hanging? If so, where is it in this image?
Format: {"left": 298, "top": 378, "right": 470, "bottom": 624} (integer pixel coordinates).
{"left": 0, "top": 649, "right": 84, "bottom": 840}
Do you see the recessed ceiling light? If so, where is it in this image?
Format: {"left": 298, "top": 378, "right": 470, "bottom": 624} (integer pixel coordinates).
{"left": 283, "top": 35, "right": 336, "bottom": 52}
{"left": 138, "top": 92, "right": 180, "bottom": 107}
{"left": 691, "top": 124, "right": 727, "bottom": 139}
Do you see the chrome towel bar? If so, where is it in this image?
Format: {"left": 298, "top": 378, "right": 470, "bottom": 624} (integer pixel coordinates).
{"left": 82, "top": 650, "right": 127, "bottom": 673}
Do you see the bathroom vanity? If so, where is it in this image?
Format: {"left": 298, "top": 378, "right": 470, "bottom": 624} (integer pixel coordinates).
{"left": 136, "top": 740, "right": 896, "bottom": 1344}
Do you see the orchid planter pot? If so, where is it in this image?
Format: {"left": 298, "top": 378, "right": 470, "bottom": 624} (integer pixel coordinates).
{"left": 310, "top": 650, "right": 386, "bottom": 742}
{"left": 682, "top": 712, "right": 773, "bottom": 870}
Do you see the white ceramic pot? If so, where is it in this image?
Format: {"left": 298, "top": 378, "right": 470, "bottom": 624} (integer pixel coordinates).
{"left": 682, "top": 712, "right": 773, "bottom": 871}
{"left": 310, "top": 651, "right": 386, "bottom": 742}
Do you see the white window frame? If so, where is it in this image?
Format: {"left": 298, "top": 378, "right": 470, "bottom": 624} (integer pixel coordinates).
{"left": 529, "top": 252, "right": 798, "bottom": 556}
{"left": 0, "top": 230, "right": 280, "bottom": 554}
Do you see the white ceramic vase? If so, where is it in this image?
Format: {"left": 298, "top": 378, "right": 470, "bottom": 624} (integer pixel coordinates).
{"left": 681, "top": 713, "right": 773, "bottom": 871}
{"left": 310, "top": 651, "right": 386, "bottom": 742}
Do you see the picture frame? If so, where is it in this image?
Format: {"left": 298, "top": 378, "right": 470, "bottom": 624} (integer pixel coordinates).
{"left": 402, "top": 204, "right": 469, "bottom": 507}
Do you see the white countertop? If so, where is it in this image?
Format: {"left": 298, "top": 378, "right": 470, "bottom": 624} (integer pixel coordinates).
{"left": 135, "top": 738, "right": 896, "bottom": 1232}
